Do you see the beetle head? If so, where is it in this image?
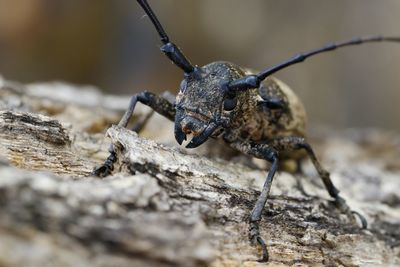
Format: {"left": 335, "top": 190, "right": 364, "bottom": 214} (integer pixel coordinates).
{"left": 174, "top": 61, "right": 245, "bottom": 148}
{"left": 136, "top": 1, "right": 244, "bottom": 148}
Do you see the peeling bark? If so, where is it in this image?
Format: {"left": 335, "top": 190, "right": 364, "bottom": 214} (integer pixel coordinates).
{"left": 0, "top": 77, "right": 399, "bottom": 267}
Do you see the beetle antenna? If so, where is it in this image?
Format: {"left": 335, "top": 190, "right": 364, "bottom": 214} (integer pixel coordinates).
{"left": 137, "top": 0, "right": 194, "bottom": 73}
{"left": 228, "top": 35, "right": 400, "bottom": 92}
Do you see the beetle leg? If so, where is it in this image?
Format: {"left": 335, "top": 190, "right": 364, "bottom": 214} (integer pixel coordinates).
{"left": 130, "top": 109, "right": 155, "bottom": 133}
{"left": 92, "top": 91, "right": 176, "bottom": 177}
{"left": 129, "top": 92, "right": 176, "bottom": 132}
{"left": 270, "top": 136, "right": 367, "bottom": 228}
{"left": 229, "top": 141, "right": 279, "bottom": 262}
{"left": 230, "top": 136, "right": 367, "bottom": 262}
{"left": 249, "top": 149, "right": 278, "bottom": 262}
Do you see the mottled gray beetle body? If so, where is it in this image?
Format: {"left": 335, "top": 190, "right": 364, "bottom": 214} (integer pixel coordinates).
{"left": 175, "top": 61, "right": 306, "bottom": 155}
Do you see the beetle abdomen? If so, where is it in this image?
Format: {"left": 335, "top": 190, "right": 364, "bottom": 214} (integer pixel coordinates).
{"left": 237, "top": 68, "right": 307, "bottom": 141}
{"left": 260, "top": 76, "right": 307, "bottom": 138}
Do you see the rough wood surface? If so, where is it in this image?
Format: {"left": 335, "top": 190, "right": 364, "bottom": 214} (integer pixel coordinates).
{"left": 0, "top": 76, "right": 399, "bottom": 267}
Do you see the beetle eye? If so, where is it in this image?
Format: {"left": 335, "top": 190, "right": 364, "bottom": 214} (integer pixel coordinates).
{"left": 180, "top": 79, "right": 187, "bottom": 92}
{"left": 223, "top": 96, "right": 237, "bottom": 111}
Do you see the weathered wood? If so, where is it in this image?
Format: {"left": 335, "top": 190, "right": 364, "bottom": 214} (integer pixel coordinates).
{"left": 107, "top": 125, "right": 400, "bottom": 266}
{"left": 0, "top": 77, "right": 399, "bottom": 267}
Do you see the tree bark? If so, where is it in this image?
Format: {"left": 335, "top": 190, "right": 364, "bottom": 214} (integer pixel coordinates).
{"left": 0, "top": 76, "right": 399, "bottom": 267}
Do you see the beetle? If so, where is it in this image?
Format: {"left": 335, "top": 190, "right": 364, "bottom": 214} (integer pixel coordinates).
{"left": 93, "top": 0, "right": 400, "bottom": 262}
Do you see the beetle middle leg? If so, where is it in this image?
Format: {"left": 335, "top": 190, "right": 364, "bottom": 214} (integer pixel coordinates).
{"left": 270, "top": 136, "right": 367, "bottom": 228}
{"left": 93, "top": 91, "right": 176, "bottom": 177}
{"left": 230, "top": 137, "right": 366, "bottom": 262}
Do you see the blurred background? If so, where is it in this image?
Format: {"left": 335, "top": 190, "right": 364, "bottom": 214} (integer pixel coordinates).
{"left": 0, "top": 0, "right": 399, "bottom": 131}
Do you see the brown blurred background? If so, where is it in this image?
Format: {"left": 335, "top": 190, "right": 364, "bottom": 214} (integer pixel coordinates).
{"left": 0, "top": 0, "right": 399, "bottom": 131}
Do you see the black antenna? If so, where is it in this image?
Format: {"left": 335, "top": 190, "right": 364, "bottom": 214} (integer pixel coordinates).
{"left": 137, "top": 0, "right": 194, "bottom": 73}
{"left": 228, "top": 35, "right": 400, "bottom": 92}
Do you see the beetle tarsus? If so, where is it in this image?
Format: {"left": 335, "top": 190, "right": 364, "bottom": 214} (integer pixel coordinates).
{"left": 92, "top": 151, "right": 117, "bottom": 177}
{"left": 352, "top": 211, "right": 368, "bottom": 229}
{"left": 249, "top": 220, "right": 269, "bottom": 262}
{"left": 334, "top": 195, "right": 368, "bottom": 229}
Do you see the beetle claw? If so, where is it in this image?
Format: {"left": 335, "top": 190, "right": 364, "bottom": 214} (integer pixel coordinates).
{"left": 92, "top": 151, "right": 117, "bottom": 177}
{"left": 334, "top": 196, "right": 368, "bottom": 229}
{"left": 249, "top": 221, "right": 269, "bottom": 262}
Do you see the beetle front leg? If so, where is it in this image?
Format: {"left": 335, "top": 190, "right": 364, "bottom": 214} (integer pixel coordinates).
{"left": 93, "top": 91, "right": 176, "bottom": 177}
{"left": 249, "top": 148, "right": 279, "bottom": 262}
{"left": 130, "top": 91, "right": 176, "bottom": 132}
{"left": 229, "top": 141, "right": 279, "bottom": 262}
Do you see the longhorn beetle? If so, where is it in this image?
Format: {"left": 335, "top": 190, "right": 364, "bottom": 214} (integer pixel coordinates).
{"left": 93, "top": 0, "right": 400, "bottom": 262}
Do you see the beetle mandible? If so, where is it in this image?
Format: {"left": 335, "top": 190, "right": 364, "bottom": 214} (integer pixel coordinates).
{"left": 93, "top": 0, "right": 400, "bottom": 262}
